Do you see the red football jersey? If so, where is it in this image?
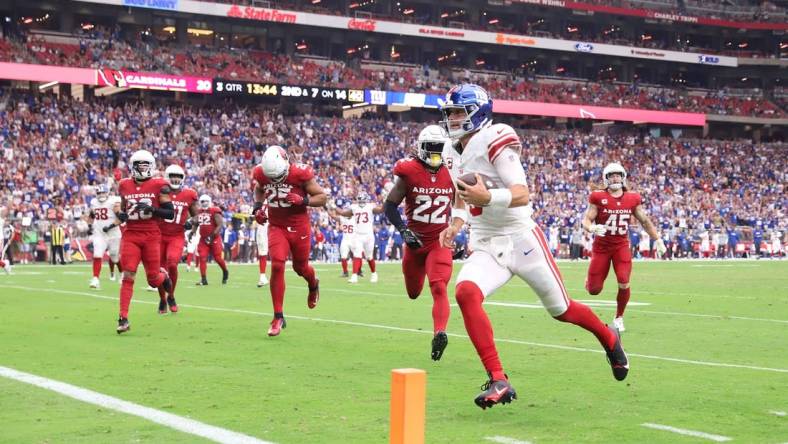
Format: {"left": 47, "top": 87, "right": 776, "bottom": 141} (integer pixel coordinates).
{"left": 589, "top": 190, "right": 642, "bottom": 249}
{"left": 197, "top": 206, "right": 224, "bottom": 238}
{"left": 251, "top": 163, "right": 314, "bottom": 227}
{"left": 159, "top": 187, "right": 198, "bottom": 236}
{"left": 118, "top": 177, "right": 170, "bottom": 233}
{"left": 393, "top": 158, "right": 455, "bottom": 243}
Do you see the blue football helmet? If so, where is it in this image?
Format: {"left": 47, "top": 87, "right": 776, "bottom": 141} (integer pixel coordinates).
{"left": 440, "top": 84, "right": 493, "bottom": 139}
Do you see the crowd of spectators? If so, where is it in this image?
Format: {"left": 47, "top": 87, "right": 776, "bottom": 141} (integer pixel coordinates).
{"left": 0, "top": 32, "right": 784, "bottom": 118}
{"left": 0, "top": 92, "right": 784, "bottom": 266}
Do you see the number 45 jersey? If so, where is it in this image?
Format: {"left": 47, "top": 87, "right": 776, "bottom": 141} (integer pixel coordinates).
{"left": 589, "top": 189, "right": 642, "bottom": 251}
{"left": 393, "top": 157, "right": 455, "bottom": 245}
{"left": 251, "top": 163, "right": 313, "bottom": 228}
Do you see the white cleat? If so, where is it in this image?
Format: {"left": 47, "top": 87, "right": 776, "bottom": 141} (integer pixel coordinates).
{"left": 613, "top": 316, "right": 626, "bottom": 332}
{"left": 3, "top": 264, "right": 12, "bottom": 275}
{"left": 370, "top": 272, "right": 378, "bottom": 283}
{"left": 145, "top": 286, "right": 157, "bottom": 292}
{"left": 109, "top": 273, "right": 116, "bottom": 282}
{"left": 348, "top": 273, "right": 358, "bottom": 284}
{"left": 186, "top": 266, "right": 191, "bottom": 273}
{"left": 257, "top": 273, "right": 269, "bottom": 287}
{"left": 89, "top": 277, "right": 100, "bottom": 289}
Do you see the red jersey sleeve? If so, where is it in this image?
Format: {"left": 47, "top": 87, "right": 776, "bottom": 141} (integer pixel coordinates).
{"left": 252, "top": 165, "right": 267, "bottom": 186}
{"left": 293, "top": 163, "right": 315, "bottom": 183}
{"left": 589, "top": 191, "right": 603, "bottom": 206}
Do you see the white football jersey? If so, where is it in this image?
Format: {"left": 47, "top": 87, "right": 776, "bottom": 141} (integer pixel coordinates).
{"left": 339, "top": 214, "right": 355, "bottom": 236}
{"left": 442, "top": 123, "right": 535, "bottom": 239}
{"left": 90, "top": 196, "right": 121, "bottom": 237}
{"left": 350, "top": 203, "right": 375, "bottom": 235}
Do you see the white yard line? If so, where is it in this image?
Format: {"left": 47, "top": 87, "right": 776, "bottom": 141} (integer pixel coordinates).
{"left": 641, "top": 423, "right": 732, "bottom": 442}
{"left": 0, "top": 365, "right": 274, "bottom": 444}
{"left": 769, "top": 410, "right": 786, "bottom": 417}
{"left": 2, "top": 284, "right": 787, "bottom": 375}
{"left": 484, "top": 436, "right": 533, "bottom": 444}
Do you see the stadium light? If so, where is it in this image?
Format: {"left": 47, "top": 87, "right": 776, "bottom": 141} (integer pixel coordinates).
{"left": 38, "top": 81, "right": 58, "bottom": 91}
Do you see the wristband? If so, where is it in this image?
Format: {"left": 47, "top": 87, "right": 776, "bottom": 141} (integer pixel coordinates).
{"left": 487, "top": 189, "right": 512, "bottom": 209}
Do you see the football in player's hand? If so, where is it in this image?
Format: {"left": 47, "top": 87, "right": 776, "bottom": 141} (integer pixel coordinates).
{"left": 457, "top": 173, "right": 496, "bottom": 191}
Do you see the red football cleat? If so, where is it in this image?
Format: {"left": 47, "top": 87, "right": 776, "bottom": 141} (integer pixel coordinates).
{"left": 307, "top": 279, "right": 320, "bottom": 309}
{"left": 474, "top": 374, "right": 517, "bottom": 410}
{"left": 267, "top": 317, "right": 286, "bottom": 337}
{"left": 167, "top": 296, "right": 178, "bottom": 314}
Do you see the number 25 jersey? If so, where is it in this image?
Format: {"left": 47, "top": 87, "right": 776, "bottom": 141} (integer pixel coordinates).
{"left": 118, "top": 177, "right": 170, "bottom": 233}
{"left": 589, "top": 190, "right": 642, "bottom": 250}
{"left": 251, "top": 163, "right": 313, "bottom": 228}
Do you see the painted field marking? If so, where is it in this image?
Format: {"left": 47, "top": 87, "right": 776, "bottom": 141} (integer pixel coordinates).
{"left": 641, "top": 423, "right": 732, "bottom": 442}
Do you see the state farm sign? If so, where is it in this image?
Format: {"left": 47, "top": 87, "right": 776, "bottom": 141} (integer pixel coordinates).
{"left": 226, "top": 5, "right": 297, "bottom": 23}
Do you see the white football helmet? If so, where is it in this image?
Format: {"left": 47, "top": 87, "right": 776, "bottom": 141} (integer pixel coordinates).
{"left": 199, "top": 194, "right": 212, "bottom": 209}
{"left": 130, "top": 150, "right": 156, "bottom": 180}
{"left": 261, "top": 145, "right": 290, "bottom": 184}
{"left": 603, "top": 162, "right": 627, "bottom": 191}
{"left": 416, "top": 124, "right": 449, "bottom": 169}
{"left": 96, "top": 184, "right": 109, "bottom": 202}
{"left": 164, "top": 164, "right": 186, "bottom": 190}
{"left": 356, "top": 192, "right": 370, "bottom": 204}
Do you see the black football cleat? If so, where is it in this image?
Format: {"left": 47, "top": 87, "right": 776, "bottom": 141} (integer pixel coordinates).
{"left": 606, "top": 326, "right": 629, "bottom": 381}
{"left": 196, "top": 277, "right": 208, "bottom": 286}
{"left": 167, "top": 296, "right": 179, "bottom": 314}
{"left": 267, "top": 317, "right": 286, "bottom": 336}
{"left": 340, "top": 272, "right": 349, "bottom": 278}
{"left": 474, "top": 375, "right": 517, "bottom": 410}
{"left": 222, "top": 269, "right": 229, "bottom": 285}
{"left": 307, "top": 279, "right": 319, "bottom": 309}
{"left": 158, "top": 300, "right": 168, "bottom": 314}
{"left": 431, "top": 331, "right": 448, "bottom": 361}
{"left": 116, "top": 317, "right": 130, "bottom": 334}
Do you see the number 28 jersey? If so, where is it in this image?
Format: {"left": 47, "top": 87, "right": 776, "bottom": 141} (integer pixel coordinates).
{"left": 251, "top": 163, "right": 313, "bottom": 228}
{"left": 393, "top": 157, "right": 454, "bottom": 244}
{"left": 589, "top": 190, "right": 642, "bottom": 250}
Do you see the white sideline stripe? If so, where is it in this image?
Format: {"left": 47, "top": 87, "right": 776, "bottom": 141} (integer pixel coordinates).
{"left": 2, "top": 284, "right": 788, "bottom": 374}
{"left": 770, "top": 410, "right": 786, "bottom": 417}
{"left": 641, "top": 423, "right": 732, "bottom": 442}
{"left": 484, "top": 436, "right": 532, "bottom": 444}
{"left": 0, "top": 365, "right": 274, "bottom": 444}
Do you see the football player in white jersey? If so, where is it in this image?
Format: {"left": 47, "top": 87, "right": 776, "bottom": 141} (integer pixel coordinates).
{"left": 438, "top": 84, "right": 629, "bottom": 409}
{"left": 255, "top": 205, "right": 269, "bottom": 287}
{"left": 185, "top": 229, "right": 200, "bottom": 272}
{"left": 88, "top": 184, "right": 122, "bottom": 289}
{"left": 327, "top": 199, "right": 356, "bottom": 278}
{"left": 333, "top": 192, "right": 383, "bottom": 283}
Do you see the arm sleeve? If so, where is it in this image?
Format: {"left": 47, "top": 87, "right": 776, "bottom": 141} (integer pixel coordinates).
{"left": 492, "top": 148, "right": 528, "bottom": 187}
{"left": 384, "top": 201, "right": 406, "bottom": 231}
{"left": 152, "top": 201, "right": 174, "bottom": 219}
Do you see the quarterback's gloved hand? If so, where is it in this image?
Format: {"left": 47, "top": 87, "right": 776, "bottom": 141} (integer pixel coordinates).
{"left": 654, "top": 238, "right": 667, "bottom": 257}
{"left": 117, "top": 212, "right": 129, "bottom": 223}
{"left": 102, "top": 225, "right": 116, "bottom": 233}
{"left": 184, "top": 220, "right": 193, "bottom": 231}
{"left": 401, "top": 228, "right": 423, "bottom": 249}
{"left": 285, "top": 193, "right": 308, "bottom": 206}
{"left": 133, "top": 202, "right": 154, "bottom": 216}
{"left": 589, "top": 223, "right": 607, "bottom": 237}
{"left": 87, "top": 226, "right": 93, "bottom": 236}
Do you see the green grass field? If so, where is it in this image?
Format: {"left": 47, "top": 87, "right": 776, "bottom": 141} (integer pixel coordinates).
{"left": 1, "top": 259, "right": 786, "bottom": 443}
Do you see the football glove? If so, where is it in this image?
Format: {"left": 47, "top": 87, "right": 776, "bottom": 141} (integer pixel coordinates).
{"left": 401, "top": 228, "right": 423, "bottom": 249}
{"left": 184, "top": 220, "right": 193, "bottom": 231}
{"left": 117, "top": 212, "right": 129, "bottom": 223}
{"left": 255, "top": 211, "right": 268, "bottom": 225}
{"left": 102, "top": 225, "right": 116, "bottom": 233}
{"left": 655, "top": 238, "right": 667, "bottom": 257}
{"left": 589, "top": 223, "right": 607, "bottom": 236}
{"left": 133, "top": 202, "right": 154, "bottom": 216}
{"left": 87, "top": 226, "right": 93, "bottom": 236}
{"left": 203, "top": 235, "right": 213, "bottom": 245}
{"left": 285, "top": 193, "right": 307, "bottom": 206}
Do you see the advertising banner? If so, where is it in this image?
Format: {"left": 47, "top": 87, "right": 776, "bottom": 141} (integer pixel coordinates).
{"left": 97, "top": 69, "right": 213, "bottom": 93}
{"left": 494, "top": 100, "right": 707, "bottom": 126}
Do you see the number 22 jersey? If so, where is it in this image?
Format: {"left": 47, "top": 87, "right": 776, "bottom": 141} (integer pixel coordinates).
{"left": 589, "top": 190, "right": 642, "bottom": 250}
{"left": 393, "top": 157, "right": 454, "bottom": 244}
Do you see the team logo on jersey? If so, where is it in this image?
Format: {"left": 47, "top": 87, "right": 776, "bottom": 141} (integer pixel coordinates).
{"left": 601, "top": 199, "right": 608, "bottom": 205}
{"left": 431, "top": 175, "right": 436, "bottom": 183}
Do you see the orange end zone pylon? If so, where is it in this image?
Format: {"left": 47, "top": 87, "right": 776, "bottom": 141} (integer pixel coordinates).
{"left": 390, "top": 368, "right": 426, "bottom": 444}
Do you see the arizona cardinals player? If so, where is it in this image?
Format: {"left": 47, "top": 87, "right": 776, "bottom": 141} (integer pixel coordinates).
{"left": 582, "top": 162, "right": 666, "bottom": 332}
{"left": 333, "top": 192, "right": 383, "bottom": 283}
{"left": 157, "top": 164, "right": 198, "bottom": 313}
{"left": 88, "top": 184, "right": 122, "bottom": 289}
{"left": 385, "top": 124, "right": 455, "bottom": 361}
{"left": 438, "top": 84, "right": 629, "bottom": 409}
{"left": 252, "top": 145, "right": 327, "bottom": 337}
{"left": 115, "top": 150, "right": 173, "bottom": 334}
{"left": 192, "top": 195, "right": 228, "bottom": 286}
